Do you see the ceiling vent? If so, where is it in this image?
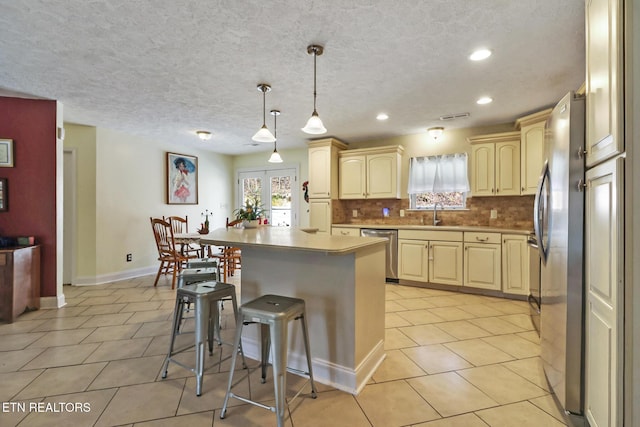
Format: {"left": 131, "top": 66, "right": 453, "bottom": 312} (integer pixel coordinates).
{"left": 439, "top": 112, "right": 470, "bottom": 121}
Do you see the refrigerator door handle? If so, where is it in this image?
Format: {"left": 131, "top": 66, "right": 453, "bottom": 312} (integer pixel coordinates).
{"left": 534, "top": 161, "right": 550, "bottom": 263}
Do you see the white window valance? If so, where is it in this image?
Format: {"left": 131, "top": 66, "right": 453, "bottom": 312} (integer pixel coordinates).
{"left": 407, "top": 153, "right": 470, "bottom": 193}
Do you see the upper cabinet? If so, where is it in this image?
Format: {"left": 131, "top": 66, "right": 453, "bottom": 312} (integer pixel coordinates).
{"left": 515, "top": 109, "right": 552, "bottom": 195}
{"left": 585, "top": 0, "right": 623, "bottom": 167}
{"left": 339, "top": 145, "right": 404, "bottom": 199}
{"left": 307, "top": 138, "right": 347, "bottom": 199}
{"left": 468, "top": 132, "right": 521, "bottom": 197}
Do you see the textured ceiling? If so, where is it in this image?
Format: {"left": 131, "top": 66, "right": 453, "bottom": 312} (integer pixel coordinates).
{"left": 0, "top": 0, "right": 585, "bottom": 155}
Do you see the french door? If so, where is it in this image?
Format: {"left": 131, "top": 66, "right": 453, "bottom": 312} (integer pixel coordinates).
{"left": 237, "top": 167, "right": 297, "bottom": 227}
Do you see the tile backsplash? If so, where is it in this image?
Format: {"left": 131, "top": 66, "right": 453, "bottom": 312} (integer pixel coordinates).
{"left": 333, "top": 196, "right": 534, "bottom": 230}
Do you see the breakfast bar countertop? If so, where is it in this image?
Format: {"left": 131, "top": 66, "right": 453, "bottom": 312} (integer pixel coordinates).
{"left": 199, "top": 226, "right": 387, "bottom": 254}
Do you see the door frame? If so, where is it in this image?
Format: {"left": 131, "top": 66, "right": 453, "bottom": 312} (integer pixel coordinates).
{"left": 63, "top": 148, "right": 77, "bottom": 285}
{"left": 235, "top": 163, "right": 299, "bottom": 227}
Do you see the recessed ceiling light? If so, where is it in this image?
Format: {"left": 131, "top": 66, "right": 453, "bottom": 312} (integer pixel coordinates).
{"left": 469, "top": 49, "right": 492, "bottom": 61}
{"left": 196, "top": 130, "right": 212, "bottom": 140}
{"left": 376, "top": 113, "right": 389, "bottom": 121}
{"left": 476, "top": 97, "right": 493, "bottom": 105}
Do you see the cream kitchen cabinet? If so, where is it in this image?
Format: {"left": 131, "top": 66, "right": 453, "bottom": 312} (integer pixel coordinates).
{"left": 307, "top": 138, "right": 347, "bottom": 199}
{"left": 398, "top": 238, "right": 429, "bottom": 282}
{"left": 501, "top": 234, "right": 529, "bottom": 296}
{"left": 398, "top": 230, "right": 463, "bottom": 286}
{"left": 339, "top": 145, "right": 403, "bottom": 199}
{"left": 331, "top": 227, "right": 360, "bottom": 237}
{"left": 468, "top": 132, "right": 521, "bottom": 197}
{"left": 515, "top": 109, "right": 552, "bottom": 195}
{"left": 309, "top": 199, "right": 332, "bottom": 234}
{"left": 585, "top": 0, "right": 623, "bottom": 167}
{"left": 463, "top": 232, "right": 501, "bottom": 290}
{"left": 584, "top": 156, "right": 624, "bottom": 427}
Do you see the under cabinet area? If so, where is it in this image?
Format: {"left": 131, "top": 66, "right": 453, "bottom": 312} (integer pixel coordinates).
{"left": 338, "top": 145, "right": 403, "bottom": 199}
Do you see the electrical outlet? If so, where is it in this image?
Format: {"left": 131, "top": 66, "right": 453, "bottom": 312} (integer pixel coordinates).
{"left": 126, "top": 253, "right": 132, "bottom": 262}
{"left": 400, "top": 209, "right": 405, "bottom": 217}
{"left": 352, "top": 210, "right": 358, "bottom": 218}
{"left": 490, "top": 209, "right": 498, "bottom": 219}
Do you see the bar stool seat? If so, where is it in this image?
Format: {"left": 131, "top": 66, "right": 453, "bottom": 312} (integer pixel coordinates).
{"left": 186, "top": 258, "right": 220, "bottom": 277}
{"left": 220, "top": 294, "right": 317, "bottom": 427}
{"left": 161, "top": 280, "right": 244, "bottom": 396}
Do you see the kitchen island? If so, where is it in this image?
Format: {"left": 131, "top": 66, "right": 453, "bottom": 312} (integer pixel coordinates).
{"left": 200, "top": 227, "right": 387, "bottom": 394}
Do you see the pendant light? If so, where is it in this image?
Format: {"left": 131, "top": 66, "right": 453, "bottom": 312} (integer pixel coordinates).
{"left": 268, "top": 109, "right": 283, "bottom": 163}
{"left": 301, "top": 44, "right": 327, "bottom": 134}
{"left": 252, "top": 83, "right": 276, "bottom": 143}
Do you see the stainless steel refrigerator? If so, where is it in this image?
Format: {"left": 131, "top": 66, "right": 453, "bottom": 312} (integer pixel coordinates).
{"left": 534, "top": 91, "right": 585, "bottom": 426}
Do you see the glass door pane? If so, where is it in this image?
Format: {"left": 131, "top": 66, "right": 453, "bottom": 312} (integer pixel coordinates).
{"left": 237, "top": 167, "right": 297, "bottom": 227}
{"left": 269, "top": 174, "right": 292, "bottom": 227}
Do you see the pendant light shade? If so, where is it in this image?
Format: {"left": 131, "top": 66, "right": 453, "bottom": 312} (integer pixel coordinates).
{"left": 301, "top": 45, "right": 327, "bottom": 135}
{"left": 252, "top": 84, "right": 276, "bottom": 143}
{"left": 268, "top": 109, "right": 283, "bottom": 163}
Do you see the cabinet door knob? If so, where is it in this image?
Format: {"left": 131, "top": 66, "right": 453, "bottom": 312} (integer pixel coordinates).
{"left": 522, "top": 187, "right": 525, "bottom": 191}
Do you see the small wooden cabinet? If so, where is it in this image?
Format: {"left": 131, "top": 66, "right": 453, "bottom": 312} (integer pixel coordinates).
{"left": 463, "top": 232, "right": 501, "bottom": 290}
{"left": 516, "top": 109, "right": 552, "bottom": 195}
{"left": 0, "top": 245, "right": 41, "bottom": 323}
{"left": 339, "top": 145, "right": 404, "bottom": 199}
{"left": 501, "top": 234, "right": 529, "bottom": 296}
{"left": 468, "top": 132, "right": 521, "bottom": 197}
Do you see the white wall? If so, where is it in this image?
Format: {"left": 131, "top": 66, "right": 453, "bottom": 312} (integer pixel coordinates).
{"left": 65, "top": 124, "right": 234, "bottom": 284}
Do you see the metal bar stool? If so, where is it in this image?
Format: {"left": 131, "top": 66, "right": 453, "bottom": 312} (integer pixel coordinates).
{"left": 161, "top": 280, "right": 244, "bottom": 396}
{"left": 186, "top": 258, "right": 221, "bottom": 278}
{"left": 220, "top": 294, "right": 317, "bottom": 427}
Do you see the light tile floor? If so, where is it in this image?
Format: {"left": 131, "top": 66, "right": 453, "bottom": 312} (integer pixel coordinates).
{"left": 0, "top": 274, "right": 568, "bottom": 426}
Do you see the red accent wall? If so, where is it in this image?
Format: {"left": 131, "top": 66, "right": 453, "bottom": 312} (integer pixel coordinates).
{"left": 0, "top": 97, "right": 58, "bottom": 297}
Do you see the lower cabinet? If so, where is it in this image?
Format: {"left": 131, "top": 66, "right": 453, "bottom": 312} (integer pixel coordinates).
{"left": 398, "top": 239, "right": 429, "bottom": 282}
{"left": 502, "top": 234, "right": 529, "bottom": 296}
{"left": 429, "top": 241, "right": 463, "bottom": 286}
{"left": 463, "top": 232, "right": 501, "bottom": 291}
{"left": 398, "top": 232, "right": 462, "bottom": 286}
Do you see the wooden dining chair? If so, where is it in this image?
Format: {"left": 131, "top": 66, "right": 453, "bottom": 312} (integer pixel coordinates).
{"left": 166, "top": 215, "right": 201, "bottom": 257}
{"left": 150, "top": 217, "right": 195, "bottom": 289}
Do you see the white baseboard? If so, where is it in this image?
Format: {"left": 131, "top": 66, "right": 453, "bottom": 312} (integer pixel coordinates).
{"left": 74, "top": 265, "right": 156, "bottom": 286}
{"left": 240, "top": 336, "right": 385, "bottom": 395}
{"left": 40, "top": 294, "right": 66, "bottom": 309}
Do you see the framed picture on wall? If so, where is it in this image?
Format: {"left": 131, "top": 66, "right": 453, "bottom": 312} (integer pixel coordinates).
{"left": 0, "top": 139, "right": 14, "bottom": 167}
{"left": 166, "top": 152, "right": 198, "bottom": 204}
{"left": 0, "top": 178, "right": 7, "bottom": 211}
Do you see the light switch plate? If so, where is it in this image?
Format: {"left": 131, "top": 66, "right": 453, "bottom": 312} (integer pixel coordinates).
{"left": 490, "top": 209, "right": 498, "bottom": 219}
{"left": 352, "top": 210, "right": 358, "bottom": 218}
{"left": 400, "top": 209, "right": 405, "bottom": 217}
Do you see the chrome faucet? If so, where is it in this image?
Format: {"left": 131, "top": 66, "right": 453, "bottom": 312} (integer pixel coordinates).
{"left": 433, "top": 202, "right": 443, "bottom": 226}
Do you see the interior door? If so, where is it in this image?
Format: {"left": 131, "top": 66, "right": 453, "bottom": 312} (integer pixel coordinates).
{"left": 237, "top": 167, "right": 297, "bottom": 227}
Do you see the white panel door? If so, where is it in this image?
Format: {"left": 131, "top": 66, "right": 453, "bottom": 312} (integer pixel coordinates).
{"left": 585, "top": 157, "right": 623, "bottom": 427}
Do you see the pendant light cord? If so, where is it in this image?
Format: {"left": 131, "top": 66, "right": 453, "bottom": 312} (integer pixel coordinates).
{"left": 312, "top": 49, "right": 317, "bottom": 112}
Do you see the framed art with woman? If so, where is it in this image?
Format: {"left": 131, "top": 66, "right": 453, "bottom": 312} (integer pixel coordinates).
{"left": 166, "top": 152, "right": 198, "bottom": 204}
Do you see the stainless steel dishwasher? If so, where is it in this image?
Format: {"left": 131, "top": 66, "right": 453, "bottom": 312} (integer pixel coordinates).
{"left": 360, "top": 228, "right": 398, "bottom": 282}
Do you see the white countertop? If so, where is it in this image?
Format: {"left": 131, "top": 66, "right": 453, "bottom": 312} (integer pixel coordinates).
{"left": 198, "top": 227, "right": 387, "bottom": 254}
{"left": 332, "top": 223, "right": 532, "bottom": 235}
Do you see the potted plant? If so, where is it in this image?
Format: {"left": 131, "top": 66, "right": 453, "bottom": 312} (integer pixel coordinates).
{"left": 233, "top": 197, "right": 264, "bottom": 228}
